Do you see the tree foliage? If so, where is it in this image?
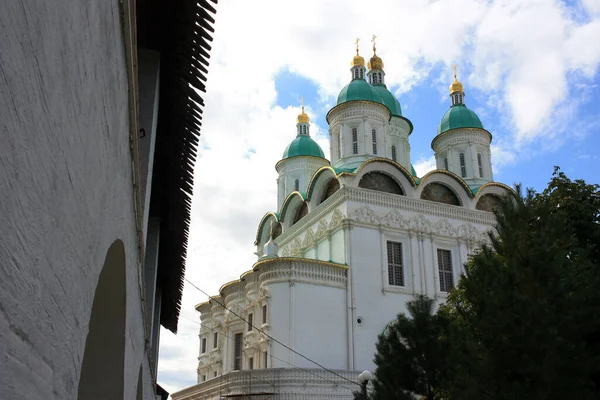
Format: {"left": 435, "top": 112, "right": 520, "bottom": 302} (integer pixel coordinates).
{"left": 368, "top": 295, "right": 448, "bottom": 400}
{"left": 370, "top": 168, "right": 600, "bottom": 400}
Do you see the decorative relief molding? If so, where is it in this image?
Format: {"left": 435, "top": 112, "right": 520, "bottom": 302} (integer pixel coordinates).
{"left": 258, "top": 260, "right": 347, "bottom": 289}
{"left": 280, "top": 207, "right": 346, "bottom": 257}
{"left": 351, "top": 205, "right": 490, "bottom": 244}
{"left": 329, "top": 102, "right": 389, "bottom": 126}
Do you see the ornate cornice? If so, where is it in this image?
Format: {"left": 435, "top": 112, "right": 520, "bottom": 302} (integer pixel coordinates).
{"left": 431, "top": 127, "right": 493, "bottom": 150}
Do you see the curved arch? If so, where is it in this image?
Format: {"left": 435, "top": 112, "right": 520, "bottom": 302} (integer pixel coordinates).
{"left": 279, "top": 191, "right": 306, "bottom": 229}
{"left": 293, "top": 201, "right": 309, "bottom": 224}
{"left": 473, "top": 181, "right": 514, "bottom": 198}
{"left": 306, "top": 166, "right": 339, "bottom": 201}
{"left": 78, "top": 240, "right": 126, "bottom": 400}
{"left": 476, "top": 193, "right": 503, "bottom": 212}
{"left": 354, "top": 158, "right": 417, "bottom": 188}
{"left": 418, "top": 170, "right": 473, "bottom": 197}
{"left": 358, "top": 171, "right": 404, "bottom": 195}
{"left": 254, "top": 212, "right": 280, "bottom": 246}
{"left": 321, "top": 178, "right": 341, "bottom": 203}
{"left": 420, "top": 182, "right": 461, "bottom": 206}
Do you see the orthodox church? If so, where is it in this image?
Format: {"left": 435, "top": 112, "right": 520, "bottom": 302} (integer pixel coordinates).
{"left": 172, "top": 40, "right": 511, "bottom": 400}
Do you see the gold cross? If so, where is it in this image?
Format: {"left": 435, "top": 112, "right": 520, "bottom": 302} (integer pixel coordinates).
{"left": 355, "top": 37, "right": 360, "bottom": 54}
{"left": 371, "top": 34, "right": 377, "bottom": 52}
{"left": 301, "top": 96, "right": 304, "bottom": 112}
{"left": 453, "top": 64, "right": 458, "bottom": 80}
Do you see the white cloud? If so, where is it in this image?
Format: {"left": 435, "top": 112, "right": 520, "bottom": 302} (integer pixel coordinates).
{"left": 158, "top": 0, "right": 600, "bottom": 393}
{"left": 413, "top": 156, "right": 437, "bottom": 177}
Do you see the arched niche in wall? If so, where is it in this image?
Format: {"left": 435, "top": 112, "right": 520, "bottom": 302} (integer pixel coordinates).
{"left": 358, "top": 171, "right": 404, "bottom": 195}
{"left": 272, "top": 222, "right": 283, "bottom": 239}
{"left": 293, "top": 201, "right": 309, "bottom": 224}
{"left": 321, "top": 179, "right": 340, "bottom": 204}
{"left": 476, "top": 193, "right": 502, "bottom": 212}
{"left": 420, "top": 182, "right": 461, "bottom": 206}
{"left": 78, "top": 240, "right": 126, "bottom": 400}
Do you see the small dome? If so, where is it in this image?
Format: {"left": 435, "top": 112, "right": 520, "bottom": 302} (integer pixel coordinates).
{"left": 336, "top": 79, "right": 384, "bottom": 106}
{"left": 352, "top": 52, "right": 365, "bottom": 67}
{"left": 297, "top": 105, "right": 310, "bottom": 124}
{"left": 282, "top": 135, "right": 325, "bottom": 159}
{"left": 368, "top": 53, "right": 383, "bottom": 70}
{"left": 437, "top": 105, "right": 484, "bottom": 134}
{"left": 449, "top": 78, "right": 464, "bottom": 94}
{"left": 371, "top": 85, "right": 402, "bottom": 117}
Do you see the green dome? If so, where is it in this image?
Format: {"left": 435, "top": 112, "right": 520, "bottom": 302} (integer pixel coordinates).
{"left": 371, "top": 85, "right": 402, "bottom": 117}
{"left": 437, "top": 104, "right": 483, "bottom": 134}
{"left": 282, "top": 135, "right": 325, "bottom": 159}
{"left": 336, "top": 79, "right": 384, "bottom": 107}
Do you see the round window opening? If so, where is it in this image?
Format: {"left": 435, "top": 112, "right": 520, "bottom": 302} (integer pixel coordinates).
{"left": 357, "top": 317, "right": 364, "bottom": 325}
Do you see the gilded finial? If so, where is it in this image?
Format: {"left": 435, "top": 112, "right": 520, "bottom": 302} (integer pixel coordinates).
{"left": 355, "top": 37, "right": 360, "bottom": 54}
{"left": 297, "top": 96, "right": 310, "bottom": 124}
{"left": 449, "top": 64, "right": 464, "bottom": 94}
{"left": 371, "top": 34, "right": 377, "bottom": 54}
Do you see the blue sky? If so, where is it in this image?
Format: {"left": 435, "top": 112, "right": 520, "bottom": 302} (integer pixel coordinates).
{"left": 158, "top": 0, "right": 600, "bottom": 395}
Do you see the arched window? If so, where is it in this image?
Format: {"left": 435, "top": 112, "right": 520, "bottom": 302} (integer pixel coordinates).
{"left": 378, "top": 72, "right": 382, "bottom": 83}
{"left": 459, "top": 153, "right": 466, "bottom": 177}
{"left": 444, "top": 157, "right": 449, "bottom": 170}
{"left": 372, "top": 129, "right": 377, "bottom": 154}
{"left": 353, "top": 69, "right": 358, "bottom": 79}
{"left": 391, "top": 145, "right": 397, "bottom": 162}
{"left": 359, "top": 69, "right": 364, "bottom": 79}
{"left": 302, "top": 125, "right": 307, "bottom": 135}
{"left": 358, "top": 172, "right": 404, "bottom": 195}
{"left": 294, "top": 179, "right": 299, "bottom": 192}
{"left": 352, "top": 128, "right": 358, "bottom": 154}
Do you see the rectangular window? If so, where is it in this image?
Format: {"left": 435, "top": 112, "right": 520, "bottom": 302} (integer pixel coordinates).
{"left": 444, "top": 157, "right": 448, "bottom": 170}
{"left": 202, "top": 374, "right": 206, "bottom": 382}
{"left": 262, "top": 304, "right": 267, "bottom": 324}
{"left": 387, "top": 241, "right": 404, "bottom": 286}
{"left": 233, "top": 333, "right": 243, "bottom": 370}
{"left": 213, "top": 371, "right": 218, "bottom": 378}
{"left": 294, "top": 179, "right": 299, "bottom": 192}
{"left": 477, "top": 153, "right": 483, "bottom": 178}
{"left": 391, "top": 145, "right": 397, "bottom": 162}
{"left": 249, "top": 357, "right": 254, "bottom": 370}
{"left": 437, "top": 249, "right": 454, "bottom": 292}
{"left": 372, "top": 129, "right": 377, "bottom": 154}
{"left": 352, "top": 128, "right": 358, "bottom": 154}
{"left": 213, "top": 332, "right": 218, "bottom": 349}
{"left": 263, "top": 351, "right": 268, "bottom": 369}
{"left": 201, "top": 338, "right": 207, "bottom": 354}
{"left": 459, "top": 153, "right": 466, "bottom": 177}
{"left": 248, "top": 313, "right": 253, "bottom": 331}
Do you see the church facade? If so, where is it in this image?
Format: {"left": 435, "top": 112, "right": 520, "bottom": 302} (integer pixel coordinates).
{"left": 172, "top": 42, "right": 510, "bottom": 400}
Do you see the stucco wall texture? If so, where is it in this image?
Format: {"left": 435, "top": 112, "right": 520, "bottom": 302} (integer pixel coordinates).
{"left": 1, "top": 1, "right": 154, "bottom": 399}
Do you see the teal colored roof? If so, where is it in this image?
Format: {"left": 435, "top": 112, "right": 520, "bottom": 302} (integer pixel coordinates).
{"left": 438, "top": 104, "right": 484, "bottom": 134}
{"left": 410, "top": 164, "right": 417, "bottom": 177}
{"left": 371, "top": 85, "right": 402, "bottom": 117}
{"left": 337, "top": 79, "right": 384, "bottom": 107}
{"left": 282, "top": 135, "right": 325, "bottom": 159}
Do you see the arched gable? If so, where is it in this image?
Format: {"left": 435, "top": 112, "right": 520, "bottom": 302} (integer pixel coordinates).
{"left": 359, "top": 171, "right": 404, "bottom": 195}
{"left": 417, "top": 170, "right": 473, "bottom": 206}
{"left": 306, "top": 167, "right": 338, "bottom": 199}
{"left": 473, "top": 182, "right": 513, "bottom": 212}
{"left": 352, "top": 158, "right": 416, "bottom": 197}
{"left": 254, "top": 212, "right": 280, "bottom": 246}
{"left": 279, "top": 191, "right": 307, "bottom": 229}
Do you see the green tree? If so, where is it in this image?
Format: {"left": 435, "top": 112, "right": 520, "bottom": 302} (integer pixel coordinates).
{"left": 442, "top": 168, "right": 600, "bottom": 399}
{"left": 367, "top": 294, "right": 448, "bottom": 400}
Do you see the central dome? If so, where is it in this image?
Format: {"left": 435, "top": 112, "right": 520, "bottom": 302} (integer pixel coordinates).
{"left": 437, "top": 104, "right": 483, "bottom": 134}
{"left": 282, "top": 135, "right": 325, "bottom": 159}
{"left": 336, "top": 80, "right": 403, "bottom": 117}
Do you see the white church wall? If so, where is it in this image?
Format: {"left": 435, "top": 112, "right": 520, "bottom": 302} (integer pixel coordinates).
{"left": 261, "top": 281, "right": 292, "bottom": 369}
{"left": 291, "top": 284, "right": 347, "bottom": 369}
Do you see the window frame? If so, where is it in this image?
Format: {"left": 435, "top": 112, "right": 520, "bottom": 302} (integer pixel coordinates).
{"left": 459, "top": 152, "right": 467, "bottom": 177}
{"left": 247, "top": 313, "right": 253, "bottom": 331}
{"left": 391, "top": 145, "right": 397, "bottom": 162}
{"left": 372, "top": 129, "right": 377, "bottom": 154}
{"left": 352, "top": 127, "right": 358, "bottom": 154}
{"left": 262, "top": 304, "right": 267, "bottom": 325}
{"left": 213, "top": 332, "right": 218, "bottom": 349}
{"left": 477, "top": 153, "right": 483, "bottom": 178}
{"left": 233, "top": 332, "right": 243, "bottom": 371}
{"left": 380, "top": 234, "right": 412, "bottom": 294}
{"left": 436, "top": 248, "right": 454, "bottom": 293}
{"left": 201, "top": 337, "right": 207, "bottom": 354}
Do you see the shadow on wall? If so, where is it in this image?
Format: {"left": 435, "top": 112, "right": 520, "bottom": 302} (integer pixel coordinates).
{"left": 78, "top": 240, "right": 126, "bottom": 400}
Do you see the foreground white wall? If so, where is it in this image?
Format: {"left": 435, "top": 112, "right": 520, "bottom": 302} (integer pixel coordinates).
{"left": 0, "top": 1, "right": 155, "bottom": 399}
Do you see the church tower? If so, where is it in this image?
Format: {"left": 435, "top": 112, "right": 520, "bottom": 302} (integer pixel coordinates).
{"left": 432, "top": 67, "right": 493, "bottom": 186}
{"left": 327, "top": 37, "right": 413, "bottom": 172}
{"left": 275, "top": 102, "right": 328, "bottom": 209}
